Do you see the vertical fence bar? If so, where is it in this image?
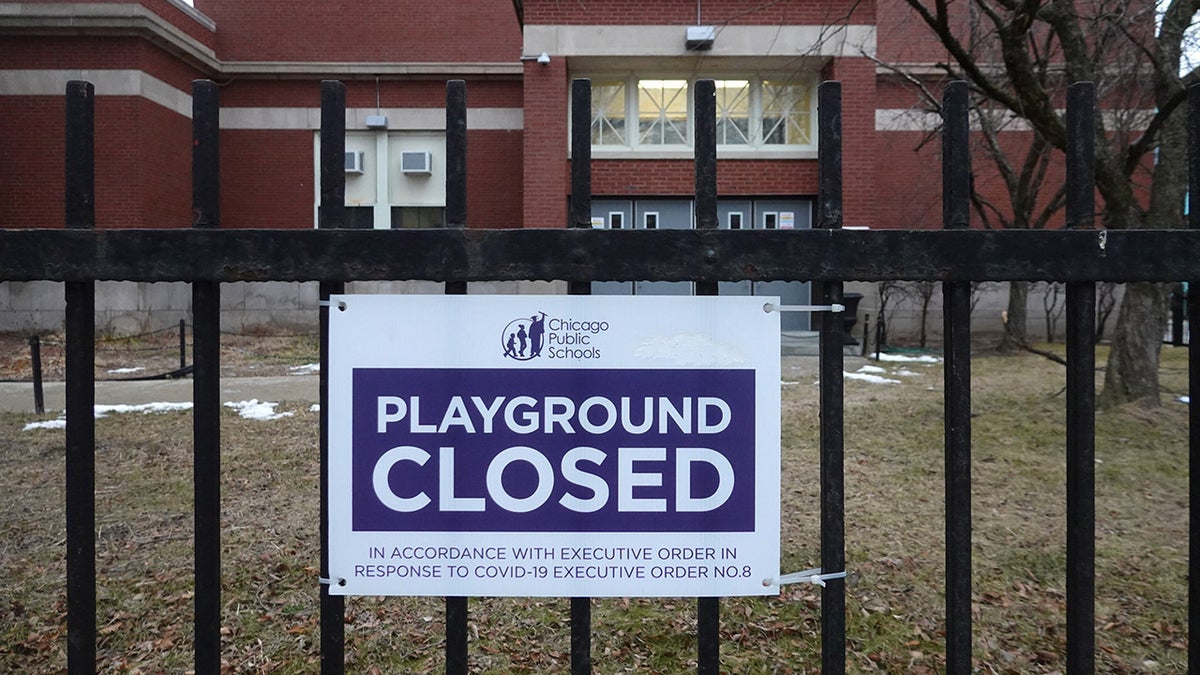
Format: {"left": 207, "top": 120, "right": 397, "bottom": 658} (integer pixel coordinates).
{"left": 64, "top": 79, "right": 96, "bottom": 675}
{"left": 1064, "top": 81, "right": 1097, "bottom": 674}
{"left": 570, "top": 78, "right": 592, "bottom": 234}
{"left": 318, "top": 80, "right": 347, "bottom": 675}
{"left": 817, "top": 80, "right": 846, "bottom": 675}
{"left": 179, "top": 318, "right": 188, "bottom": 370}
{"left": 29, "top": 335, "right": 45, "bottom": 414}
{"left": 191, "top": 79, "right": 223, "bottom": 675}
{"left": 568, "top": 77, "right": 593, "bottom": 675}
{"left": 692, "top": 77, "right": 721, "bottom": 675}
{"left": 1189, "top": 80, "right": 1200, "bottom": 675}
{"left": 446, "top": 80, "right": 467, "bottom": 230}
{"left": 444, "top": 78, "right": 471, "bottom": 675}
{"left": 941, "top": 80, "right": 973, "bottom": 675}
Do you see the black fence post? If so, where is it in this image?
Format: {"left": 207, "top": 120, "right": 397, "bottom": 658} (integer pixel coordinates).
{"left": 568, "top": 77, "right": 594, "bottom": 675}
{"left": 191, "top": 78, "right": 223, "bottom": 675}
{"left": 1189, "top": 80, "right": 1200, "bottom": 675}
{"left": 1064, "top": 81, "right": 1097, "bottom": 674}
{"left": 444, "top": 78, "right": 471, "bottom": 675}
{"left": 817, "top": 80, "right": 846, "bottom": 675}
{"left": 318, "top": 80, "right": 347, "bottom": 675}
{"left": 64, "top": 79, "right": 97, "bottom": 675}
{"left": 941, "top": 81, "right": 973, "bottom": 675}
{"left": 28, "top": 335, "right": 45, "bottom": 414}
{"left": 692, "top": 78, "right": 721, "bottom": 675}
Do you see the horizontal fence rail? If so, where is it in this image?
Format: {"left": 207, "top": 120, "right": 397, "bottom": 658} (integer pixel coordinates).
{"left": 0, "top": 228, "right": 1197, "bottom": 283}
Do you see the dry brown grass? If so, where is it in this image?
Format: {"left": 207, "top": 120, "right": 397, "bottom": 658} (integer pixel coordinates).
{"left": 0, "top": 343, "right": 1189, "bottom": 672}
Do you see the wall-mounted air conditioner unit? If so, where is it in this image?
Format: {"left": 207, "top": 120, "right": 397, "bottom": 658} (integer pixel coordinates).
{"left": 344, "top": 150, "right": 365, "bottom": 174}
{"left": 400, "top": 151, "right": 433, "bottom": 175}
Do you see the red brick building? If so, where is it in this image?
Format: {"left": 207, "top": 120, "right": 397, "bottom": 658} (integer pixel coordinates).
{"left": 0, "top": 0, "right": 1069, "bottom": 331}
{"left": 0, "top": 0, "right": 912, "bottom": 233}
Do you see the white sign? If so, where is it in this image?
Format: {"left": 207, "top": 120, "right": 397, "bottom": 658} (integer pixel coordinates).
{"left": 328, "top": 295, "right": 780, "bottom": 597}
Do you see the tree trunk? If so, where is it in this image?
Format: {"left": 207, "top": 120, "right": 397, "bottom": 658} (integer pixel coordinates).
{"left": 998, "top": 280, "right": 1029, "bottom": 352}
{"left": 1098, "top": 282, "right": 1169, "bottom": 408}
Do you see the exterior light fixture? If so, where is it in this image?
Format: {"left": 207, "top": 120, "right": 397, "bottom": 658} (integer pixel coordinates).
{"left": 686, "top": 26, "right": 716, "bottom": 50}
{"left": 520, "top": 52, "right": 551, "bottom": 65}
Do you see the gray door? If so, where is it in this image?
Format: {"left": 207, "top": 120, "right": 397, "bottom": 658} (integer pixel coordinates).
{"left": 718, "top": 200, "right": 753, "bottom": 296}
{"left": 590, "top": 200, "right": 634, "bottom": 295}
{"left": 634, "top": 200, "right": 693, "bottom": 296}
{"left": 753, "top": 199, "right": 813, "bottom": 331}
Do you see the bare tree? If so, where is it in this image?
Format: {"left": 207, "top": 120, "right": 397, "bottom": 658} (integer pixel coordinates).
{"left": 892, "top": 0, "right": 1198, "bottom": 406}
{"left": 1095, "top": 281, "right": 1119, "bottom": 343}
{"left": 906, "top": 281, "right": 940, "bottom": 347}
{"left": 1041, "top": 282, "right": 1067, "bottom": 342}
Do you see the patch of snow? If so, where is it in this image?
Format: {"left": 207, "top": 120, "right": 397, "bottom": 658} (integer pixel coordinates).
{"left": 224, "top": 399, "right": 294, "bottom": 421}
{"left": 24, "top": 418, "right": 66, "bottom": 431}
{"left": 781, "top": 380, "right": 799, "bottom": 386}
{"left": 106, "top": 366, "right": 145, "bottom": 374}
{"left": 1179, "top": 395, "right": 1191, "bottom": 404}
{"left": 23, "top": 401, "right": 193, "bottom": 430}
{"left": 289, "top": 363, "right": 320, "bottom": 375}
{"left": 894, "top": 368, "right": 921, "bottom": 377}
{"left": 94, "top": 402, "right": 193, "bottom": 418}
{"left": 857, "top": 364, "right": 887, "bottom": 374}
{"left": 844, "top": 371, "right": 901, "bottom": 384}
{"left": 310, "top": 404, "right": 321, "bottom": 412}
{"left": 874, "top": 353, "right": 941, "bottom": 363}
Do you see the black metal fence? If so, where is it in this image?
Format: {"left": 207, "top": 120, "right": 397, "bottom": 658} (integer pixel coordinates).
{"left": 1, "top": 76, "right": 1198, "bottom": 674}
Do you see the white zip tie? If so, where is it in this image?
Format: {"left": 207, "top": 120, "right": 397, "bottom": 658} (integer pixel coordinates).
{"left": 763, "top": 303, "right": 845, "bottom": 314}
{"left": 317, "top": 300, "right": 347, "bottom": 311}
{"left": 319, "top": 576, "right": 346, "bottom": 587}
{"left": 770, "top": 567, "right": 848, "bottom": 587}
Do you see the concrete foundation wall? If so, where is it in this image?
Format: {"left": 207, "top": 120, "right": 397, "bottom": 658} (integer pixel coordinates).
{"left": 845, "top": 281, "right": 1134, "bottom": 348}
{"left": 0, "top": 280, "right": 567, "bottom": 335}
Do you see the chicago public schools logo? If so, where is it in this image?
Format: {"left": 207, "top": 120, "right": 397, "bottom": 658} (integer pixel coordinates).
{"left": 501, "top": 311, "right": 547, "bottom": 361}
{"left": 502, "top": 311, "right": 607, "bottom": 361}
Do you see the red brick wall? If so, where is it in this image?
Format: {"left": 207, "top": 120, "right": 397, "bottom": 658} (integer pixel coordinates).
{"left": 521, "top": 59, "right": 570, "bottom": 228}
{"left": 469, "top": 130, "right": 524, "bottom": 228}
{"left": 196, "top": 0, "right": 521, "bottom": 63}
{"left": 524, "top": 0, "right": 872, "bottom": 25}
{"left": 875, "top": 128, "right": 1071, "bottom": 230}
{"left": 0, "top": 36, "right": 142, "bottom": 70}
{"left": 136, "top": 98, "right": 192, "bottom": 228}
{"left": 0, "top": 96, "right": 190, "bottom": 229}
{"left": 219, "top": 130, "right": 315, "bottom": 228}
{"left": 824, "top": 58, "right": 877, "bottom": 228}
{"left": 0, "top": 97, "right": 64, "bottom": 229}
{"left": 591, "top": 160, "right": 817, "bottom": 196}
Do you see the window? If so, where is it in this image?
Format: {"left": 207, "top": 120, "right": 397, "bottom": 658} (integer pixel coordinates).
{"left": 644, "top": 212, "right": 659, "bottom": 229}
{"left": 638, "top": 80, "right": 689, "bottom": 145}
{"left": 715, "top": 81, "right": 751, "bottom": 145}
{"left": 584, "top": 76, "right": 815, "bottom": 151}
{"left": 591, "top": 80, "right": 626, "bottom": 145}
{"left": 728, "top": 211, "right": 744, "bottom": 230}
{"left": 762, "top": 80, "right": 813, "bottom": 146}
{"left": 609, "top": 211, "right": 625, "bottom": 230}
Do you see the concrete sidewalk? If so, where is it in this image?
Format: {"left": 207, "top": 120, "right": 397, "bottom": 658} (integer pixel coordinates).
{"left": 1, "top": 354, "right": 838, "bottom": 415}
{"left": 0, "top": 375, "right": 320, "bottom": 414}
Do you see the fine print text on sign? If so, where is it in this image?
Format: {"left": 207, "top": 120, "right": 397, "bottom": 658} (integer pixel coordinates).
{"left": 328, "top": 295, "right": 780, "bottom": 597}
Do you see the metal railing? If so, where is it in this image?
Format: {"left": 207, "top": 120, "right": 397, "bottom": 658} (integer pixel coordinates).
{"left": 1, "top": 76, "right": 1198, "bottom": 675}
